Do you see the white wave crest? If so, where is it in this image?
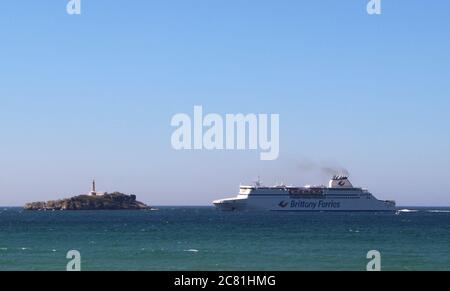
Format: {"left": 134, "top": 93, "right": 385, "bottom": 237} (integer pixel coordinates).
{"left": 397, "top": 209, "right": 419, "bottom": 213}
{"left": 427, "top": 210, "right": 450, "bottom": 213}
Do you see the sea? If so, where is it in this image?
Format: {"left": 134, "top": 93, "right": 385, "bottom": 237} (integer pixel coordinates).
{"left": 0, "top": 207, "right": 449, "bottom": 271}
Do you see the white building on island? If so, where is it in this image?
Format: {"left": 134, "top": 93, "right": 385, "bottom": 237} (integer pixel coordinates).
{"left": 88, "top": 179, "right": 106, "bottom": 196}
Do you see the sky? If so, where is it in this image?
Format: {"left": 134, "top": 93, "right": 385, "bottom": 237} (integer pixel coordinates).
{"left": 0, "top": 0, "right": 449, "bottom": 206}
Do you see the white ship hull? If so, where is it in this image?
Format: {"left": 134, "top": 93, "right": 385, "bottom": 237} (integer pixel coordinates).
{"left": 213, "top": 196, "right": 396, "bottom": 212}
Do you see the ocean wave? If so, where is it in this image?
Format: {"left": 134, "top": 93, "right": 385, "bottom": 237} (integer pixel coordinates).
{"left": 348, "top": 229, "right": 360, "bottom": 233}
{"left": 397, "top": 209, "right": 419, "bottom": 213}
{"left": 398, "top": 209, "right": 450, "bottom": 213}
{"left": 184, "top": 249, "right": 199, "bottom": 253}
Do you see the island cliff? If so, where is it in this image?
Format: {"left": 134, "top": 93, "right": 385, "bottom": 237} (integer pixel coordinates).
{"left": 24, "top": 192, "right": 151, "bottom": 210}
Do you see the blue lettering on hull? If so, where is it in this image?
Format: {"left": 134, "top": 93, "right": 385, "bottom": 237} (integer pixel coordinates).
{"left": 289, "top": 200, "right": 341, "bottom": 209}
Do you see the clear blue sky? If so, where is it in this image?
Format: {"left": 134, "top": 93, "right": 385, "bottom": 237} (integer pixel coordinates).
{"left": 0, "top": 1, "right": 449, "bottom": 206}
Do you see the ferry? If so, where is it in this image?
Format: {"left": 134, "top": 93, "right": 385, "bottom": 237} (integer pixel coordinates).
{"left": 213, "top": 176, "right": 396, "bottom": 212}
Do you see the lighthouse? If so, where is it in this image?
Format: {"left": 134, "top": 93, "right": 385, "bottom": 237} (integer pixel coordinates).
{"left": 89, "top": 179, "right": 105, "bottom": 196}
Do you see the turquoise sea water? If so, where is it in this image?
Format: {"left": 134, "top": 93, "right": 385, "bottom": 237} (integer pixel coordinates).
{"left": 0, "top": 207, "right": 449, "bottom": 271}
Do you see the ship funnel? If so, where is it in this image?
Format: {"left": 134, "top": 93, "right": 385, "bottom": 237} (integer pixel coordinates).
{"left": 329, "top": 176, "right": 353, "bottom": 188}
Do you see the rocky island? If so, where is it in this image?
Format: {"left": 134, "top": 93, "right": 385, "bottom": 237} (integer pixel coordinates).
{"left": 24, "top": 192, "right": 151, "bottom": 211}
{"left": 24, "top": 180, "right": 151, "bottom": 211}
